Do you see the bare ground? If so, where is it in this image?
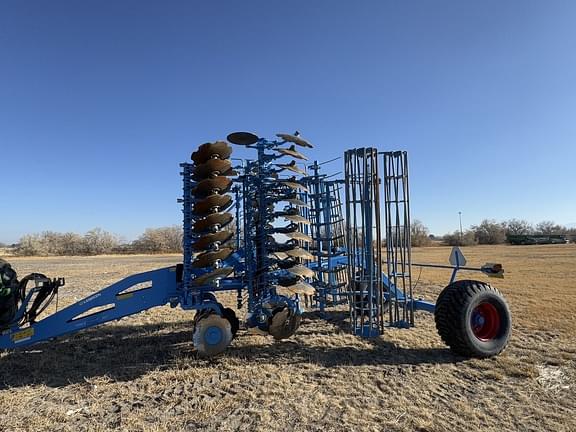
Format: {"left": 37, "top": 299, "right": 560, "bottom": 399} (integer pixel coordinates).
{"left": 0, "top": 246, "right": 575, "bottom": 432}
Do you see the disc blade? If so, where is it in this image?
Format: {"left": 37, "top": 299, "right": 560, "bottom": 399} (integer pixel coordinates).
{"left": 277, "top": 161, "right": 307, "bottom": 176}
{"left": 285, "top": 281, "right": 316, "bottom": 296}
{"left": 272, "top": 225, "right": 299, "bottom": 235}
{"left": 276, "top": 145, "right": 308, "bottom": 161}
{"left": 277, "top": 274, "right": 300, "bottom": 287}
{"left": 276, "top": 133, "right": 314, "bottom": 148}
{"left": 285, "top": 248, "right": 314, "bottom": 260}
{"left": 280, "top": 181, "right": 309, "bottom": 192}
{"left": 192, "top": 248, "right": 233, "bottom": 268}
{"left": 270, "top": 307, "right": 289, "bottom": 325}
{"left": 193, "top": 177, "right": 232, "bottom": 198}
{"left": 193, "top": 213, "right": 233, "bottom": 233}
{"left": 285, "top": 197, "right": 309, "bottom": 207}
{"left": 270, "top": 251, "right": 289, "bottom": 260}
{"left": 193, "top": 159, "right": 233, "bottom": 180}
{"left": 193, "top": 267, "right": 234, "bottom": 286}
{"left": 286, "top": 265, "right": 316, "bottom": 279}
{"left": 274, "top": 286, "right": 294, "bottom": 298}
{"left": 227, "top": 131, "right": 259, "bottom": 145}
{"left": 268, "top": 308, "right": 302, "bottom": 340}
{"left": 193, "top": 231, "right": 233, "bottom": 251}
{"left": 191, "top": 141, "right": 232, "bottom": 164}
{"left": 283, "top": 214, "right": 311, "bottom": 225}
{"left": 286, "top": 232, "right": 313, "bottom": 243}
{"left": 193, "top": 195, "right": 233, "bottom": 216}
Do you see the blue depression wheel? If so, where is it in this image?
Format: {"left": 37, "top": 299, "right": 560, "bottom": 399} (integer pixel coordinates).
{"left": 193, "top": 313, "right": 233, "bottom": 357}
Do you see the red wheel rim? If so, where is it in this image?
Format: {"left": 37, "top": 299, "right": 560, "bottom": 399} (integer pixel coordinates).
{"left": 471, "top": 302, "right": 501, "bottom": 341}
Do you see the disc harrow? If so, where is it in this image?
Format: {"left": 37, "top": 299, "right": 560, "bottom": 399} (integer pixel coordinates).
{"left": 0, "top": 131, "right": 512, "bottom": 361}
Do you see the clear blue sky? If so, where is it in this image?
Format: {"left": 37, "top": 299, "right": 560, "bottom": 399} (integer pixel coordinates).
{"left": 1, "top": 1, "right": 575, "bottom": 244}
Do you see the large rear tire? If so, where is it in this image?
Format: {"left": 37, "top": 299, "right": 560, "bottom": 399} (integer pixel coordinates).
{"left": 434, "top": 280, "right": 511, "bottom": 358}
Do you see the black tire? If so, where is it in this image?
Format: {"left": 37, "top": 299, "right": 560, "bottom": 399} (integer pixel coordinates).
{"left": 434, "top": 280, "right": 511, "bottom": 358}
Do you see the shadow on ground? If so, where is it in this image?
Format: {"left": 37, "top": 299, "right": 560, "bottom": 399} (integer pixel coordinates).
{"left": 0, "top": 312, "right": 460, "bottom": 389}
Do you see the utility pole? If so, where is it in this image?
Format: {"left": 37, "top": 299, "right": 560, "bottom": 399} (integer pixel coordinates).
{"left": 458, "top": 211, "right": 463, "bottom": 243}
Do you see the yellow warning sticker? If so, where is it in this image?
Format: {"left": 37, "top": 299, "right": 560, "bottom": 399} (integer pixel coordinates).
{"left": 11, "top": 327, "right": 34, "bottom": 343}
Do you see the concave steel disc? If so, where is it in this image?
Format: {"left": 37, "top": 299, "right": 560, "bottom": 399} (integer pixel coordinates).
{"left": 193, "top": 195, "right": 233, "bottom": 216}
{"left": 276, "top": 145, "right": 308, "bottom": 161}
{"left": 278, "top": 207, "right": 299, "bottom": 216}
{"left": 283, "top": 214, "right": 311, "bottom": 225}
{"left": 286, "top": 231, "right": 313, "bottom": 243}
{"left": 192, "top": 248, "right": 233, "bottom": 268}
{"left": 276, "top": 133, "right": 314, "bottom": 148}
{"left": 191, "top": 141, "right": 233, "bottom": 164}
{"left": 193, "top": 231, "right": 233, "bottom": 251}
{"left": 193, "top": 267, "right": 234, "bottom": 286}
{"left": 283, "top": 281, "right": 316, "bottom": 296}
{"left": 268, "top": 307, "right": 302, "bottom": 340}
{"left": 193, "top": 159, "right": 233, "bottom": 180}
{"left": 280, "top": 180, "right": 309, "bottom": 192}
{"left": 276, "top": 160, "right": 307, "bottom": 176}
{"left": 270, "top": 251, "right": 289, "bottom": 260}
{"left": 227, "top": 131, "right": 259, "bottom": 145}
{"left": 285, "top": 197, "right": 309, "bottom": 207}
{"left": 285, "top": 248, "right": 314, "bottom": 260}
{"left": 270, "top": 223, "right": 299, "bottom": 234}
{"left": 193, "top": 177, "right": 232, "bottom": 198}
{"left": 268, "top": 308, "right": 290, "bottom": 338}
{"left": 286, "top": 265, "right": 316, "bottom": 279}
{"left": 193, "top": 212, "right": 233, "bottom": 233}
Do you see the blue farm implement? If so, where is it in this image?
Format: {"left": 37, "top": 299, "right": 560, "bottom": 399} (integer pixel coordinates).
{"left": 0, "top": 132, "right": 512, "bottom": 358}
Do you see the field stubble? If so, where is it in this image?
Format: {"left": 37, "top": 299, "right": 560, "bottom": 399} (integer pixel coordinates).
{"left": 0, "top": 245, "right": 574, "bottom": 431}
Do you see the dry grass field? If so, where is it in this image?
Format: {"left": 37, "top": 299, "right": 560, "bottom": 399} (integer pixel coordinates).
{"left": 0, "top": 245, "right": 575, "bottom": 431}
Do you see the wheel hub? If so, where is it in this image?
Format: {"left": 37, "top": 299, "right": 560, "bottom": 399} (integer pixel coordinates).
{"left": 471, "top": 302, "right": 501, "bottom": 341}
{"left": 205, "top": 326, "right": 223, "bottom": 345}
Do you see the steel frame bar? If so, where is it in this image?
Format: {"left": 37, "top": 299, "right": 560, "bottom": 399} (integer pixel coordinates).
{"left": 0, "top": 267, "right": 180, "bottom": 349}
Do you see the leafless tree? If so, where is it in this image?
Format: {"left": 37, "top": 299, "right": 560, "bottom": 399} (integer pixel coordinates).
{"left": 132, "top": 226, "right": 183, "bottom": 253}
{"left": 471, "top": 219, "right": 507, "bottom": 244}
{"left": 411, "top": 220, "right": 432, "bottom": 247}
{"left": 535, "top": 220, "right": 565, "bottom": 235}
{"left": 443, "top": 230, "right": 477, "bottom": 246}
{"left": 505, "top": 219, "right": 533, "bottom": 236}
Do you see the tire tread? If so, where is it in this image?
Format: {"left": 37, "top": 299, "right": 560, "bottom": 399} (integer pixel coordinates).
{"left": 434, "top": 279, "right": 510, "bottom": 358}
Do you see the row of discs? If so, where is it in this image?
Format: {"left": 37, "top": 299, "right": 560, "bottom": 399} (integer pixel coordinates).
{"left": 189, "top": 141, "right": 236, "bottom": 286}
{"left": 269, "top": 134, "right": 316, "bottom": 299}
{"left": 226, "top": 131, "right": 316, "bottom": 339}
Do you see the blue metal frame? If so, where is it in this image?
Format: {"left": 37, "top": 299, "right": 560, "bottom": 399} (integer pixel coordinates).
{"left": 315, "top": 251, "right": 496, "bottom": 321}
{"left": 0, "top": 266, "right": 180, "bottom": 349}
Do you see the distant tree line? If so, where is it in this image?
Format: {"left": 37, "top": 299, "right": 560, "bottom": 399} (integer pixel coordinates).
{"left": 10, "top": 226, "right": 183, "bottom": 256}
{"left": 3, "top": 218, "right": 574, "bottom": 256}
{"left": 442, "top": 219, "right": 576, "bottom": 246}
